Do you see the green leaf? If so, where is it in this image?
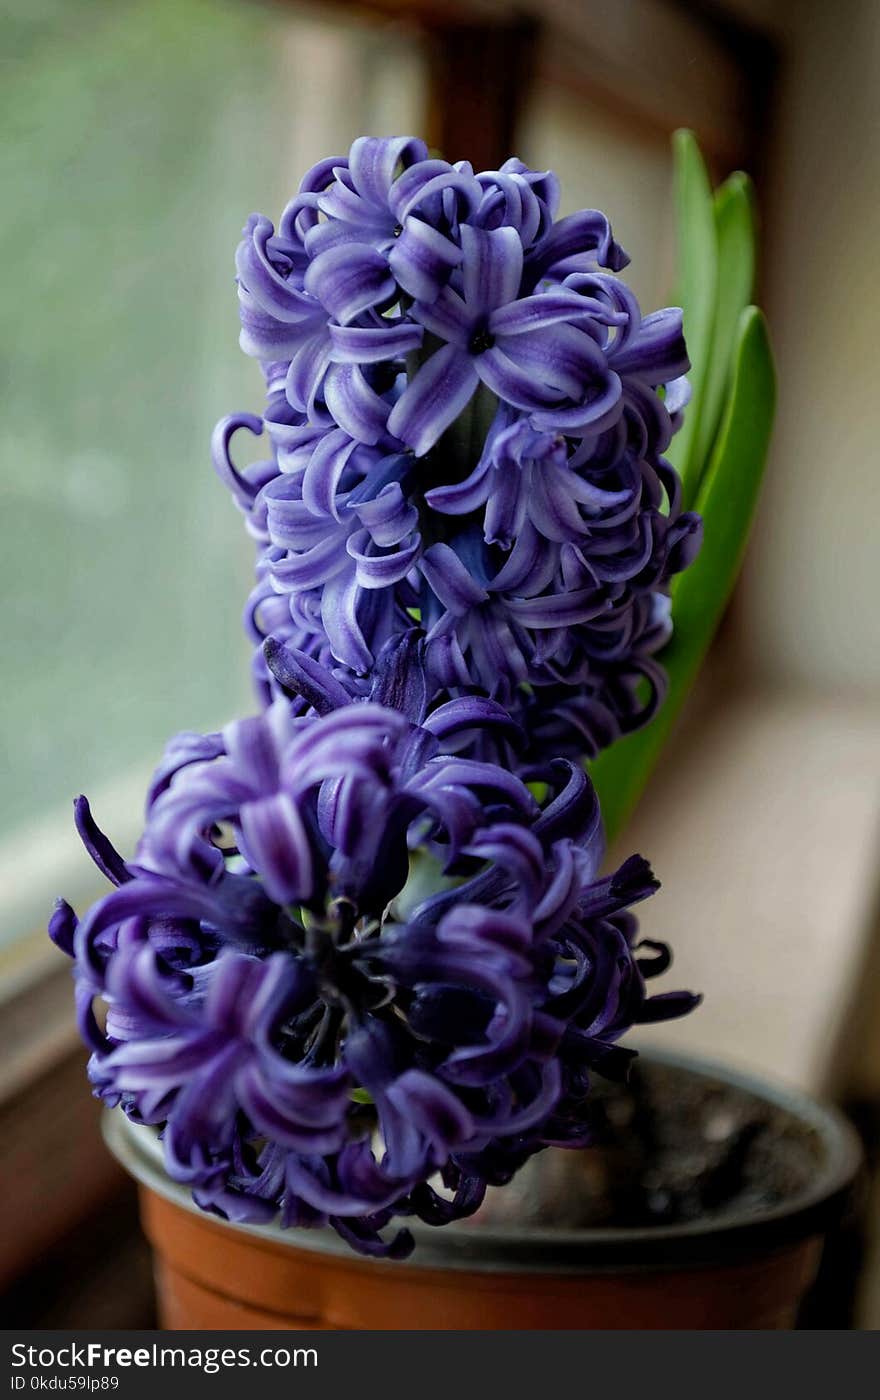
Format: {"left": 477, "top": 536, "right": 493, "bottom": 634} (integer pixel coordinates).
{"left": 694, "top": 172, "right": 755, "bottom": 475}
{"left": 590, "top": 307, "right": 776, "bottom": 845}
{"left": 666, "top": 130, "right": 717, "bottom": 508}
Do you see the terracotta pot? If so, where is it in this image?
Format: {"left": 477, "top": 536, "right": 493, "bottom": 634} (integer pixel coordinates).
{"left": 104, "top": 1050, "right": 860, "bottom": 1330}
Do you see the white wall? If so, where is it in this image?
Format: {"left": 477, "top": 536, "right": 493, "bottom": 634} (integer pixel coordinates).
{"left": 524, "top": 82, "right": 672, "bottom": 312}
{"left": 738, "top": 0, "right": 880, "bottom": 696}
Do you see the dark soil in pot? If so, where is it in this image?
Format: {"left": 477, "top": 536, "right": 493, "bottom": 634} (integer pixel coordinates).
{"left": 474, "top": 1057, "right": 824, "bottom": 1234}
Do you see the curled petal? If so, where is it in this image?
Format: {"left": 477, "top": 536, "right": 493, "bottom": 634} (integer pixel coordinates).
{"left": 304, "top": 244, "right": 395, "bottom": 324}
{"left": 74, "top": 796, "right": 130, "bottom": 886}
{"left": 349, "top": 135, "right": 428, "bottom": 207}
{"left": 390, "top": 219, "right": 464, "bottom": 302}
{"left": 420, "top": 542, "right": 489, "bottom": 615}
{"left": 238, "top": 793, "right": 314, "bottom": 906}
{"left": 211, "top": 413, "right": 267, "bottom": 509}
{"left": 460, "top": 224, "right": 523, "bottom": 316}
{"left": 347, "top": 528, "right": 422, "bottom": 589}
{"left": 387, "top": 344, "right": 480, "bottom": 456}
{"left": 528, "top": 209, "right": 628, "bottom": 281}
{"left": 263, "top": 637, "right": 353, "bottom": 714}
{"left": 328, "top": 319, "right": 423, "bottom": 364}
{"left": 323, "top": 363, "right": 390, "bottom": 445}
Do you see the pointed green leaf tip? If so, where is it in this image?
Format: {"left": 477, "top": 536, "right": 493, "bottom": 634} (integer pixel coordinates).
{"left": 666, "top": 129, "right": 718, "bottom": 506}
{"left": 590, "top": 306, "right": 776, "bottom": 845}
{"left": 695, "top": 170, "right": 756, "bottom": 478}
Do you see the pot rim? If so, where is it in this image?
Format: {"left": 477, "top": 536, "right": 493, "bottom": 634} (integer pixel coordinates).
{"left": 104, "top": 1046, "right": 862, "bottom": 1274}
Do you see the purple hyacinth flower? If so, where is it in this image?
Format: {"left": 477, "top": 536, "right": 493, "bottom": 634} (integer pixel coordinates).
{"left": 425, "top": 405, "right": 632, "bottom": 549}
{"left": 306, "top": 136, "right": 482, "bottom": 303}
{"left": 53, "top": 139, "right": 708, "bottom": 1260}
{"left": 263, "top": 473, "right": 420, "bottom": 674}
{"left": 473, "top": 158, "right": 561, "bottom": 247}
{"left": 55, "top": 693, "right": 699, "bottom": 1257}
{"left": 236, "top": 214, "right": 418, "bottom": 433}
{"left": 217, "top": 143, "right": 701, "bottom": 746}
{"left": 388, "top": 225, "right": 622, "bottom": 455}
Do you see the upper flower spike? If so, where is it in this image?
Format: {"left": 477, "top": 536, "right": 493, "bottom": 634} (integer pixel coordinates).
{"left": 220, "top": 138, "right": 700, "bottom": 759}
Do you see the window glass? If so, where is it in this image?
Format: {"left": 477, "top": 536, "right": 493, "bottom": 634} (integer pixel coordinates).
{"left": 1, "top": 0, "right": 423, "bottom": 948}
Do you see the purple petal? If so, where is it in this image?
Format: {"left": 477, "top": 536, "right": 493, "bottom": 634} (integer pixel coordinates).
{"left": 528, "top": 209, "right": 628, "bottom": 280}
{"left": 323, "top": 363, "right": 390, "bottom": 446}
{"left": 411, "top": 287, "right": 472, "bottom": 348}
{"left": 424, "top": 696, "right": 520, "bottom": 743}
{"left": 387, "top": 344, "right": 479, "bottom": 456}
{"left": 476, "top": 344, "right": 561, "bottom": 411}
{"left": 211, "top": 413, "right": 266, "bottom": 509}
{"left": 390, "top": 160, "right": 480, "bottom": 223}
{"left": 490, "top": 521, "right": 558, "bottom": 594}
{"left": 320, "top": 569, "right": 372, "bottom": 671}
{"left": 665, "top": 374, "right": 691, "bottom": 416}
{"left": 348, "top": 135, "right": 427, "bottom": 208}
{"left": 262, "top": 637, "right": 352, "bottom": 714}
{"left": 304, "top": 244, "right": 395, "bottom": 325}
{"left": 235, "top": 216, "right": 312, "bottom": 320}
{"left": 390, "top": 221, "right": 464, "bottom": 303}
{"left": 369, "top": 631, "right": 428, "bottom": 723}
{"left": 529, "top": 370, "right": 622, "bottom": 434}
{"left": 488, "top": 289, "right": 592, "bottom": 336}
{"left": 354, "top": 482, "right": 419, "bottom": 546}
{"left": 612, "top": 308, "right": 690, "bottom": 383}
{"left": 301, "top": 429, "right": 360, "bottom": 520}
{"left": 74, "top": 796, "right": 129, "bottom": 886}
{"left": 507, "top": 588, "right": 611, "bottom": 628}
{"left": 638, "top": 991, "right": 703, "bottom": 1023}
{"left": 385, "top": 1070, "right": 474, "bottom": 1152}
{"left": 347, "top": 529, "right": 421, "bottom": 589}
{"left": 238, "top": 291, "right": 315, "bottom": 359}
{"left": 499, "top": 323, "right": 608, "bottom": 401}
{"left": 420, "top": 542, "right": 488, "bottom": 614}
{"left": 424, "top": 451, "right": 492, "bottom": 516}
{"left": 284, "top": 329, "right": 331, "bottom": 415}
{"left": 460, "top": 224, "right": 523, "bottom": 315}
{"left": 49, "top": 898, "right": 77, "bottom": 957}
{"left": 328, "top": 320, "right": 423, "bottom": 364}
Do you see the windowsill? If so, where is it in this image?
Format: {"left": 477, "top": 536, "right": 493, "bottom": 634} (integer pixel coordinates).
{"left": 614, "top": 678, "right": 880, "bottom": 1098}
